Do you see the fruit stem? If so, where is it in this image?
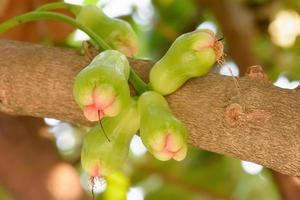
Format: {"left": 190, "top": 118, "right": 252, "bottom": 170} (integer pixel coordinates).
{"left": 0, "top": 11, "right": 111, "bottom": 50}
{"left": 129, "top": 68, "right": 149, "bottom": 95}
{"left": 36, "top": 2, "right": 81, "bottom": 15}
{"left": 98, "top": 110, "right": 110, "bottom": 142}
{"left": 0, "top": 10, "right": 148, "bottom": 95}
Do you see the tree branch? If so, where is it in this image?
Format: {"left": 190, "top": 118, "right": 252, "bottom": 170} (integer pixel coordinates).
{"left": 0, "top": 40, "right": 299, "bottom": 176}
{"left": 195, "top": 1, "right": 300, "bottom": 197}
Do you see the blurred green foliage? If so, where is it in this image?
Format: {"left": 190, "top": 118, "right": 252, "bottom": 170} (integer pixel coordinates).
{"left": 3, "top": 0, "right": 300, "bottom": 199}
{"left": 128, "top": 147, "right": 281, "bottom": 200}
{"left": 148, "top": 0, "right": 198, "bottom": 57}
{"left": 60, "top": 0, "right": 299, "bottom": 199}
{"left": 84, "top": 0, "right": 99, "bottom": 5}
{"left": 67, "top": 0, "right": 298, "bottom": 199}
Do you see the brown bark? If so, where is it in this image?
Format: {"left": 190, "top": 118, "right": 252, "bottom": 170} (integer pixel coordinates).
{"left": 0, "top": 40, "right": 299, "bottom": 177}
{"left": 0, "top": 4, "right": 86, "bottom": 199}
{"left": 0, "top": 113, "right": 87, "bottom": 200}
{"left": 195, "top": 1, "right": 300, "bottom": 198}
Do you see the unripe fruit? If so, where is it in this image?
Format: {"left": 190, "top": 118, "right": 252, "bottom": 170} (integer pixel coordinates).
{"left": 76, "top": 5, "right": 139, "bottom": 57}
{"left": 73, "top": 50, "right": 131, "bottom": 121}
{"left": 138, "top": 91, "right": 188, "bottom": 161}
{"left": 149, "top": 29, "right": 223, "bottom": 95}
{"left": 81, "top": 98, "right": 140, "bottom": 177}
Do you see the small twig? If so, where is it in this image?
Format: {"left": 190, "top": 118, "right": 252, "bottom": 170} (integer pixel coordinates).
{"left": 217, "top": 54, "right": 241, "bottom": 99}
{"left": 226, "top": 65, "right": 241, "bottom": 97}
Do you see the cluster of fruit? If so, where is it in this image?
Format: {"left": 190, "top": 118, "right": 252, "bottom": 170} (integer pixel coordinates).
{"left": 0, "top": 3, "right": 223, "bottom": 178}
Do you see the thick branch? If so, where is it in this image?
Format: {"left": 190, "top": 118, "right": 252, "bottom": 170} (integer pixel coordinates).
{"left": 0, "top": 40, "right": 299, "bottom": 176}
{"left": 196, "top": 1, "right": 300, "bottom": 197}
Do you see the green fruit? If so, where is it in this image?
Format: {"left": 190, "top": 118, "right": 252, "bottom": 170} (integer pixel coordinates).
{"left": 149, "top": 29, "right": 223, "bottom": 95}
{"left": 76, "top": 5, "right": 139, "bottom": 56}
{"left": 138, "top": 91, "right": 188, "bottom": 161}
{"left": 81, "top": 98, "right": 140, "bottom": 177}
{"left": 73, "top": 50, "right": 131, "bottom": 121}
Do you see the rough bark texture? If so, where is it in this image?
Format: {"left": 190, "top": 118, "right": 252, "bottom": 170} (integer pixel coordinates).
{"left": 195, "top": 1, "right": 300, "bottom": 198}
{"left": 0, "top": 40, "right": 299, "bottom": 177}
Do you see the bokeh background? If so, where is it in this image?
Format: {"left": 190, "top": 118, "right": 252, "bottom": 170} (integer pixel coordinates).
{"left": 0, "top": 0, "right": 299, "bottom": 200}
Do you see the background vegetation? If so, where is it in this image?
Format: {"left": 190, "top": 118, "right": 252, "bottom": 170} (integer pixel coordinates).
{"left": 0, "top": 0, "right": 299, "bottom": 199}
